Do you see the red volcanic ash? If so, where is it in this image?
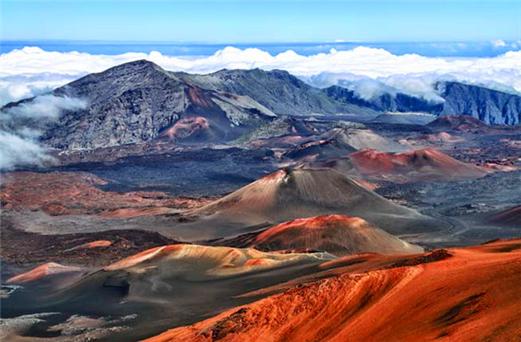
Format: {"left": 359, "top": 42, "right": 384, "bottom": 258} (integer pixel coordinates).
{"left": 251, "top": 215, "right": 422, "bottom": 256}
{"left": 187, "top": 86, "right": 214, "bottom": 108}
{"left": 0, "top": 172, "right": 210, "bottom": 217}
{"left": 350, "top": 148, "right": 488, "bottom": 182}
{"left": 65, "top": 240, "right": 113, "bottom": 252}
{"left": 165, "top": 116, "right": 209, "bottom": 139}
{"left": 146, "top": 239, "right": 521, "bottom": 342}
{"left": 6, "top": 262, "right": 82, "bottom": 284}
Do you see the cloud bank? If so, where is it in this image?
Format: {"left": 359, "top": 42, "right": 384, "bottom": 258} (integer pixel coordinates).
{"left": 0, "top": 94, "right": 87, "bottom": 170}
{"left": 1, "top": 46, "right": 521, "bottom": 106}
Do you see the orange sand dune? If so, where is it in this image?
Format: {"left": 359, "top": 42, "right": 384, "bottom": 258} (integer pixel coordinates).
{"left": 147, "top": 239, "right": 521, "bottom": 342}
{"left": 7, "top": 262, "right": 82, "bottom": 284}
{"left": 251, "top": 215, "right": 423, "bottom": 256}
{"left": 350, "top": 148, "right": 488, "bottom": 182}
{"left": 104, "top": 243, "right": 330, "bottom": 278}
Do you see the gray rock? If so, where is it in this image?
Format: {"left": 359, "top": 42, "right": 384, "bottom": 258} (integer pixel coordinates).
{"left": 438, "top": 82, "right": 521, "bottom": 125}
{"left": 324, "top": 81, "right": 521, "bottom": 125}
{"left": 36, "top": 60, "right": 276, "bottom": 150}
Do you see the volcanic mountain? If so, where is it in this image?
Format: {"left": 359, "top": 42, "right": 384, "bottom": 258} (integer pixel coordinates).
{"left": 148, "top": 239, "right": 521, "bottom": 342}
{"left": 8, "top": 60, "right": 277, "bottom": 150}
{"left": 247, "top": 215, "right": 423, "bottom": 256}
{"left": 349, "top": 148, "right": 488, "bottom": 182}
{"left": 2, "top": 61, "right": 377, "bottom": 152}
{"left": 186, "top": 167, "right": 442, "bottom": 238}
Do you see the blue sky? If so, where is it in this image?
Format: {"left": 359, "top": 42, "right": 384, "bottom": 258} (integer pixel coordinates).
{"left": 1, "top": 0, "right": 520, "bottom": 43}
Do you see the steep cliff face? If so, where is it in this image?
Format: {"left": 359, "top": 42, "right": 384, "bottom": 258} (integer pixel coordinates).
{"left": 324, "top": 81, "right": 521, "bottom": 125}
{"left": 323, "top": 85, "right": 443, "bottom": 114}
{"left": 438, "top": 82, "right": 521, "bottom": 125}
{"left": 35, "top": 60, "right": 276, "bottom": 150}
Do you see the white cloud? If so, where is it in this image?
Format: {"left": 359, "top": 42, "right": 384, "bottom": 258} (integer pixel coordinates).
{"left": 1, "top": 46, "right": 521, "bottom": 106}
{"left": 4, "top": 94, "right": 87, "bottom": 120}
{"left": 0, "top": 131, "right": 53, "bottom": 170}
{"left": 492, "top": 39, "right": 507, "bottom": 48}
{"left": 0, "top": 94, "right": 87, "bottom": 170}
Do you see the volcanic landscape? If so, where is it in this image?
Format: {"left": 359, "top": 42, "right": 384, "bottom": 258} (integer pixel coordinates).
{"left": 1, "top": 60, "right": 521, "bottom": 341}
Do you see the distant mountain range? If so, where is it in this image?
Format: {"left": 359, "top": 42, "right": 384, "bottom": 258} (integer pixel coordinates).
{"left": 325, "top": 82, "right": 521, "bottom": 125}
{"left": 2, "top": 60, "right": 520, "bottom": 150}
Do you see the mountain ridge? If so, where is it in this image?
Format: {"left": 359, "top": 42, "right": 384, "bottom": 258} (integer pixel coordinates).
{"left": 2, "top": 59, "right": 520, "bottom": 152}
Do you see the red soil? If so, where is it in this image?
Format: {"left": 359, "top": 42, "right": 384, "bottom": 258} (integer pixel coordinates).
{"left": 350, "top": 148, "right": 488, "bottom": 182}
{"left": 0, "top": 172, "right": 210, "bottom": 216}
{"left": 251, "top": 215, "right": 422, "bottom": 255}
{"left": 66, "top": 240, "right": 113, "bottom": 251}
{"left": 147, "top": 239, "right": 521, "bottom": 342}
{"left": 187, "top": 86, "right": 214, "bottom": 108}
{"left": 165, "top": 116, "right": 209, "bottom": 139}
{"left": 6, "top": 262, "right": 81, "bottom": 284}
{"left": 104, "top": 245, "right": 183, "bottom": 270}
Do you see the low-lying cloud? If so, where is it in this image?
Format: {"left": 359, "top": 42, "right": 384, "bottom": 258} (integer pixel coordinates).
{"left": 1, "top": 46, "right": 521, "bottom": 106}
{"left": 0, "top": 94, "right": 87, "bottom": 170}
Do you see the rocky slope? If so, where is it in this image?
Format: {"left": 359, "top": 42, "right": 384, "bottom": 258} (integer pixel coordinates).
{"left": 438, "top": 82, "right": 521, "bottom": 125}
{"left": 147, "top": 239, "right": 521, "bottom": 342}
{"left": 324, "top": 84, "right": 443, "bottom": 114}
{"left": 9, "top": 60, "right": 277, "bottom": 150}
{"left": 325, "top": 81, "right": 521, "bottom": 125}
{"left": 186, "top": 68, "right": 376, "bottom": 116}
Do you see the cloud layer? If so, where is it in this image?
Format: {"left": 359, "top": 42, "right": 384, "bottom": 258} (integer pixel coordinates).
{"left": 1, "top": 46, "right": 521, "bottom": 106}
{"left": 0, "top": 94, "right": 87, "bottom": 170}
